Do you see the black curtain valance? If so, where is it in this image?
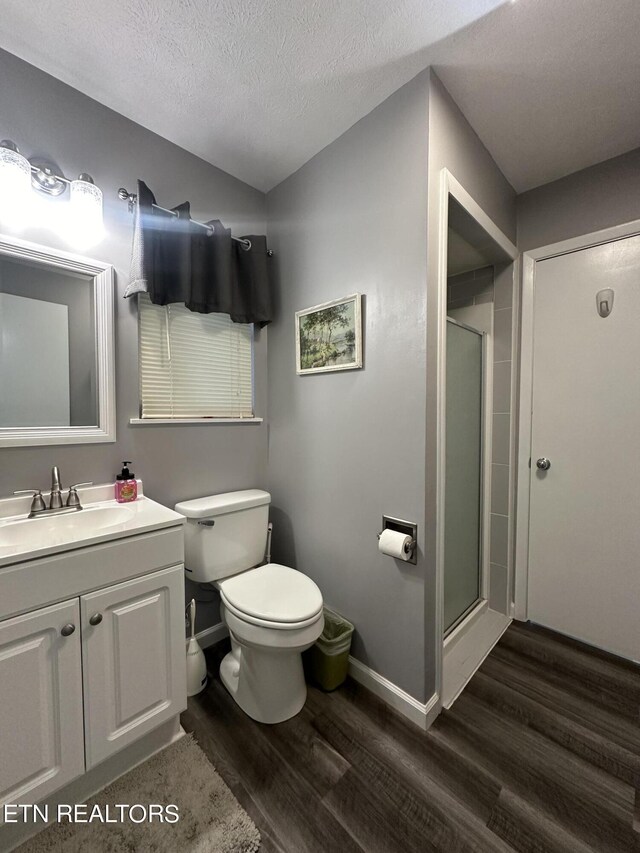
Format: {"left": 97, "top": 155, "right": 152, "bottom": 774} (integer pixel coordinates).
{"left": 124, "top": 180, "right": 272, "bottom": 327}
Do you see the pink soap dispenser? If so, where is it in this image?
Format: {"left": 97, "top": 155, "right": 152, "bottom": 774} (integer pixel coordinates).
{"left": 115, "top": 461, "right": 138, "bottom": 503}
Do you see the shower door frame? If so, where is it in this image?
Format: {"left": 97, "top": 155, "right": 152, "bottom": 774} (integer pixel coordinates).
{"left": 434, "top": 169, "right": 519, "bottom": 711}
{"left": 443, "top": 316, "right": 490, "bottom": 636}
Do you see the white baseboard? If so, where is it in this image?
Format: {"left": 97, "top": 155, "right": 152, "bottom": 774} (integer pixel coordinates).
{"left": 186, "top": 622, "right": 229, "bottom": 650}
{"left": 348, "top": 656, "right": 440, "bottom": 731}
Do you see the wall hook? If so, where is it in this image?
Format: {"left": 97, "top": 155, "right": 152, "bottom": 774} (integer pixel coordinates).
{"left": 596, "top": 288, "right": 614, "bottom": 318}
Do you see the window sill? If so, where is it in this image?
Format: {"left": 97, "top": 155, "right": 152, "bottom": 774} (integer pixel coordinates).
{"left": 129, "top": 417, "right": 263, "bottom": 426}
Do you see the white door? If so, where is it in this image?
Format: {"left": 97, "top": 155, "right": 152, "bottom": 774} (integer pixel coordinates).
{"left": 528, "top": 234, "right": 640, "bottom": 662}
{"left": 0, "top": 600, "right": 84, "bottom": 812}
{"left": 80, "top": 565, "right": 187, "bottom": 768}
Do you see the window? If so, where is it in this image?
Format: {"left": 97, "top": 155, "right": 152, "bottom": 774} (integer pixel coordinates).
{"left": 138, "top": 294, "right": 253, "bottom": 419}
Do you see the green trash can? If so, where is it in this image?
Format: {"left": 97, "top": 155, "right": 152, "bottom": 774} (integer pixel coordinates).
{"left": 305, "top": 607, "right": 354, "bottom": 691}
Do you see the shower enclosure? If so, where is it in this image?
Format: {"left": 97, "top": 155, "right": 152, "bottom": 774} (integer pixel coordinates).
{"left": 444, "top": 318, "right": 484, "bottom": 633}
{"left": 438, "top": 174, "right": 517, "bottom": 709}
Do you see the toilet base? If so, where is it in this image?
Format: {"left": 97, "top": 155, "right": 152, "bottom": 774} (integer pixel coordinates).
{"left": 219, "top": 638, "right": 307, "bottom": 724}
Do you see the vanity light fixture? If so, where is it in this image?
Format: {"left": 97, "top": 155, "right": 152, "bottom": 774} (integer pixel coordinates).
{"left": 0, "top": 139, "right": 104, "bottom": 247}
{"left": 31, "top": 162, "right": 68, "bottom": 197}
{"left": 68, "top": 174, "right": 104, "bottom": 248}
{"left": 0, "top": 140, "right": 31, "bottom": 228}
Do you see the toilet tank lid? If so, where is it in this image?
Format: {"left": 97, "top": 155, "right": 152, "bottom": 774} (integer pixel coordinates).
{"left": 175, "top": 489, "right": 271, "bottom": 519}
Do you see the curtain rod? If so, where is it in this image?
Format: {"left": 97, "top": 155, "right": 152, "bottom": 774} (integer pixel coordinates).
{"left": 117, "top": 188, "right": 264, "bottom": 253}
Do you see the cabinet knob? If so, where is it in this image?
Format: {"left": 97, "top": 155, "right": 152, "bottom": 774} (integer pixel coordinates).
{"left": 60, "top": 623, "right": 76, "bottom": 637}
{"left": 89, "top": 613, "right": 103, "bottom": 626}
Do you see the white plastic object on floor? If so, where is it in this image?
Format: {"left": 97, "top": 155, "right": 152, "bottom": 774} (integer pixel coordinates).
{"left": 186, "top": 599, "right": 208, "bottom": 697}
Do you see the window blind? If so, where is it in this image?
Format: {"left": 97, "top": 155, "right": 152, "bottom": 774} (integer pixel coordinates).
{"left": 138, "top": 294, "right": 253, "bottom": 418}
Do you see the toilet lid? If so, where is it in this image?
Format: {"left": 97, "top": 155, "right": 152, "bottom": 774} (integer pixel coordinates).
{"left": 218, "top": 563, "right": 323, "bottom": 624}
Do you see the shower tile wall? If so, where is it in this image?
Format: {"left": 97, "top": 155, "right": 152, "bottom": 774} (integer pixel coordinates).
{"left": 447, "top": 266, "right": 494, "bottom": 307}
{"left": 447, "top": 266, "right": 513, "bottom": 616}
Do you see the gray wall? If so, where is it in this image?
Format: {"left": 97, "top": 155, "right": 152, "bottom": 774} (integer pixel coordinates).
{"left": 518, "top": 147, "right": 640, "bottom": 251}
{"left": 266, "top": 70, "right": 430, "bottom": 701}
{"left": 265, "top": 68, "right": 516, "bottom": 703}
{"left": 0, "top": 49, "right": 268, "bottom": 630}
{"left": 428, "top": 72, "right": 517, "bottom": 246}
{"left": 425, "top": 70, "right": 516, "bottom": 693}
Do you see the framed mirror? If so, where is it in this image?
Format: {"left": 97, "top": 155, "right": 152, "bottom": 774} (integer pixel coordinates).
{"left": 0, "top": 233, "right": 115, "bottom": 446}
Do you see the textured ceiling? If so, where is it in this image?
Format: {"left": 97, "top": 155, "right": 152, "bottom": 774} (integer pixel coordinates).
{"left": 0, "top": 0, "right": 505, "bottom": 191}
{"left": 0, "top": 0, "right": 639, "bottom": 193}
{"left": 431, "top": 0, "right": 640, "bottom": 191}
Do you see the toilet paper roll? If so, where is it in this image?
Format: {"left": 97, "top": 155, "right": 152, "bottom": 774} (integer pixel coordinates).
{"left": 378, "top": 528, "right": 413, "bottom": 561}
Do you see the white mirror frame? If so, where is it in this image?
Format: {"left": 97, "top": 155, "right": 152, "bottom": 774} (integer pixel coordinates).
{"left": 0, "top": 233, "right": 115, "bottom": 447}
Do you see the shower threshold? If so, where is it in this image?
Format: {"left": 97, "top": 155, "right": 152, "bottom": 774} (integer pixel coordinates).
{"left": 442, "top": 600, "right": 511, "bottom": 708}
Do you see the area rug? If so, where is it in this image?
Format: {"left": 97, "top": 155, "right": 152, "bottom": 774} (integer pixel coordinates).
{"left": 17, "top": 734, "right": 261, "bottom": 853}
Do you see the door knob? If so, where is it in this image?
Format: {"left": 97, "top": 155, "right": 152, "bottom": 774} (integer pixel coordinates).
{"left": 536, "top": 457, "right": 551, "bottom": 471}
{"left": 60, "top": 623, "right": 76, "bottom": 637}
{"left": 89, "top": 613, "right": 103, "bottom": 626}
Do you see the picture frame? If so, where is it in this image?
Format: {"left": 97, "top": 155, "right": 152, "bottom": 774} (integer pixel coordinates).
{"left": 295, "top": 293, "right": 363, "bottom": 374}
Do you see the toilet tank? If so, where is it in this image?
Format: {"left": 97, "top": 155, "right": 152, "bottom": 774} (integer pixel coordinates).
{"left": 175, "top": 490, "right": 270, "bottom": 583}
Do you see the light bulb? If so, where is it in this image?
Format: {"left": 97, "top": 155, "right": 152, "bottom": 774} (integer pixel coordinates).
{"left": 0, "top": 141, "right": 32, "bottom": 229}
{"left": 67, "top": 175, "right": 104, "bottom": 248}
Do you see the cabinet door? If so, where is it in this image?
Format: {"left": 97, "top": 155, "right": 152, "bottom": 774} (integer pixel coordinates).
{"left": 81, "top": 565, "right": 187, "bottom": 768}
{"left": 0, "top": 599, "right": 84, "bottom": 811}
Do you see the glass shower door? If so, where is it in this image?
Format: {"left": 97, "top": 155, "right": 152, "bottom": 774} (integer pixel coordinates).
{"left": 444, "top": 319, "right": 484, "bottom": 633}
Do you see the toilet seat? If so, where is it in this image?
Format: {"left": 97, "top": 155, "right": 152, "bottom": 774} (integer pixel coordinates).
{"left": 222, "top": 597, "right": 324, "bottom": 630}
{"left": 218, "top": 563, "right": 323, "bottom": 629}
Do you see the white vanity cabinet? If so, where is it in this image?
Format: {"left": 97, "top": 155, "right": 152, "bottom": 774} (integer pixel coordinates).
{"left": 0, "top": 599, "right": 85, "bottom": 809}
{"left": 81, "top": 565, "right": 186, "bottom": 768}
{"left": 0, "top": 511, "right": 187, "bottom": 819}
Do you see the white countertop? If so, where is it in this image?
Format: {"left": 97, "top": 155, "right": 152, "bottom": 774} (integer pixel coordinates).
{"left": 0, "top": 481, "right": 184, "bottom": 568}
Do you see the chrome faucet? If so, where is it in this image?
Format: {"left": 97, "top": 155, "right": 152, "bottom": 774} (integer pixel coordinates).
{"left": 14, "top": 467, "right": 93, "bottom": 518}
{"left": 50, "top": 466, "right": 63, "bottom": 509}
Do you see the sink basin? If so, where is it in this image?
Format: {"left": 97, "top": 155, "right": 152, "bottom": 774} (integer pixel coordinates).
{"left": 0, "top": 505, "right": 135, "bottom": 555}
{"left": 0, "top": 487, "right": 184, "bottom": 567}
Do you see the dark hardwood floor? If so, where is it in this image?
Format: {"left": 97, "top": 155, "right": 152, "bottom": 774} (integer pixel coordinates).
{"left": 181, "top": 621, "right": 640, "bottom": 852}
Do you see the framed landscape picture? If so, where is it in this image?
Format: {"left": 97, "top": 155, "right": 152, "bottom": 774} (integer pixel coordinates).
{"left": 295, "top": 294, "right": 363, "bottom": 375}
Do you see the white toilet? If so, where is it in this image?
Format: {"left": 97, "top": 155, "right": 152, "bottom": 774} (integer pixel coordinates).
{"left": 175, "top": 489, "right": 324, "bottom": 724}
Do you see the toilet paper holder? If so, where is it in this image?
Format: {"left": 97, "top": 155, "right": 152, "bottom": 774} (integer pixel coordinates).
{"left": 377, "top": 515, "right": 418, "bottom": 564}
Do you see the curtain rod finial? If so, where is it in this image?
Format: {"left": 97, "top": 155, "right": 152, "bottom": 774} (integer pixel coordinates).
{"left": 118, "top": 187, "right": 136, "bottom": 212}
